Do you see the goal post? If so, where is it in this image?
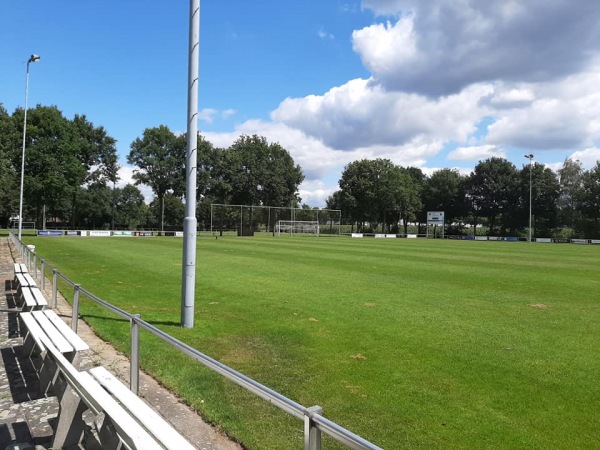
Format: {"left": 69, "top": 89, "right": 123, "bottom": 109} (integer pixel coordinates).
{"left": 275, "top": 220, "right": 320, "bottom": 236}
{"left": 210, "top": 204, "right": 341, "bottom": 236}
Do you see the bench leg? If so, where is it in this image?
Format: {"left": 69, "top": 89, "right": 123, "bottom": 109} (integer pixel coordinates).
{"left": 65, "top": 350, "right": 82, "bottom": 370}
{"left": 38, "top": 353, "right": 61, "bottom": 397}
{"left": 51, "top": 384, "right": 88, "bottom": 449}
{"left": 97, "top": 416, "right": 125, "bottom": 450}
{"left": 20, "top": 331, "right": 38, "bottom": 358}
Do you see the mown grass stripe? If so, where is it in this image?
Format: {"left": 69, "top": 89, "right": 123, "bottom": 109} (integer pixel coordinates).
{"left": 27, "top": 235, "right": 600, "bottom": 449}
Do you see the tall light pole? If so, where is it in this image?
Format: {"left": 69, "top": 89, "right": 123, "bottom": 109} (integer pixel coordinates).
{"left": 524, "top": 154, "right": 534, "bottom": 243}
{"left": 181, "top": 0, "right": 200, "bottom": 328}
{"left": 18, "top": 54, "right": 41, "bottom": 241}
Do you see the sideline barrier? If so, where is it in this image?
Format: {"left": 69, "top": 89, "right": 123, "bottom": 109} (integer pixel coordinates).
{"left": 9, "top": 230, "right": 382, "bottom": 450}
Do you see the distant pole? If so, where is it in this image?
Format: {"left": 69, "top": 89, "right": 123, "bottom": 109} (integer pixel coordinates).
{"left": 18, "top": 54, "right": 41, "bottom": 241}
{"left": 525, "top": 154, "right": 534, "bottom": 243}
{"left": 181, "top": 0, "right": 200, "bottom": 328}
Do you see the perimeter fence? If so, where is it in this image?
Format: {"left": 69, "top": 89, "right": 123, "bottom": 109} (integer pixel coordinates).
{"left": 9, "top": 230, "right": 382, "bottom": 450}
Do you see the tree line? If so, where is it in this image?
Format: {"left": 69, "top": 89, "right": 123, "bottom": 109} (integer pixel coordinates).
{"left": 326, "top": 157, "right": 600, "bottom": 238}
{"left": 2, "top": 103, "right": 599, "bottom": 238}
{"left": 0, "top": 104, "right": 303, "bottom": 231}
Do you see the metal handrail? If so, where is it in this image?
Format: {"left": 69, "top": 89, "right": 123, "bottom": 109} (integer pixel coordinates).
{"left": 9, "top": 231, "right": 383, "bottom": 450}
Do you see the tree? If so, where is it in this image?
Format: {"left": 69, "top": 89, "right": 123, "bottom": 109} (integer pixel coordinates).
{"left": 0, "top": 105, "right": 119, "bottom": 228}
{"left": 148, "top": 193, "right": 185, "bottom": 230}
{"left": 557, "top": 158, "right": 584, "bottom": 232}
{"left": 335, "top": 159, "right": 419, "bottom": 233}
{"left": 337, "top": 159, "right": 382, "bottom": 230}
{"left": 225, "top": 135, "right": 304, "bottom": 207}
{"left": 578, "top": 162, "right": 600, "bottom": 238}
{"left": 326, "top": 189, "right": 356, "bottom": 230}
{"left": 405, "top": 167, "right": 427, "bottom": 229}
{"left": 423, "top": 169, "right": 468, "bottom": 230}
{"left": 383, "top": 165, "right": 421, "bottom": 235}
{"left": 114, "top": 184, "right": 146, "bottom": 230}
{"left": 466, "top": 158, "right": 519, "bottom": 234}
{"left": 197, "top": 137, "right": 232, "bottom": 204}
{"left": 128, "top": 125, "right": 186, "bottom": 231}
{"left": 0, "top": 104, "right": 18, "bottom": 225}
{"left": 76, "top": 183, "right": 113, "bottom": 229}
{"left": 516, "top": 163, "right": 560, "bottom": 236}
{"left": 11, "top": 105, "right": 86, "bottom": 228}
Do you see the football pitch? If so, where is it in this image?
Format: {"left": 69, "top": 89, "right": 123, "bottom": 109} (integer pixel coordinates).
{"left": 27, "top": 235, "right": 600, "bottom": 449}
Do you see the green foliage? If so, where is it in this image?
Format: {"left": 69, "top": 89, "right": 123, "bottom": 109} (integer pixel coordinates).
{"left": 225, "top": 134, "right": 304, "bottom": 207}
{"left": 114, "top": 184, "right": 147, "bottom": 229}
{"left": 26, "top": 236, "right": 600, "bottom": 449}
{"left": 0, "top": 104, "right": 118, "bottom": 228}
{"left": 466, "top": 157, "right": 519, "bottom": 233}
{"left": 147, "top": 192, "right": 185, "bottom": 229}
{"left": 128, "top": 125, "right": 186, "bottom": 230}
{"left": 0, "top": 104, "right": 18, "bottom": 225}
{"left": 578, "top": 162, "right": 600, "bottom": 238}
{"left": 423, "top": 168, "right": 468, "bottom": 225}
{"left": 557, "top": 158, "right": 584, "bottom": 228}
{"left": 334, "top": 159, "right": 421, "bottom": 233}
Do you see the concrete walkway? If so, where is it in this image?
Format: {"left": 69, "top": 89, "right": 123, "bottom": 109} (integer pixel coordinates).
{"left": 0, "top": 237, "right": 243, "bottom": 450}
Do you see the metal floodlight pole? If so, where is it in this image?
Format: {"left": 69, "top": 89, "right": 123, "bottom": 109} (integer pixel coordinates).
{"left": 525, "top": 154, "right": 534, "bottom": 243}
{"left": 181, "top": 0, "right": 200, "bottom": 328}
{"left": 18, "top": 54, "right": 41, "bottom": 241}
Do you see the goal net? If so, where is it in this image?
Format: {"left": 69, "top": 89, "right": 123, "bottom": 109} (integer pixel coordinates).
{"left": 210, "top": 204, "right": 341, "bottom": 236}
{"left": 275, "top": 220, "right": 320, "bottom": 236}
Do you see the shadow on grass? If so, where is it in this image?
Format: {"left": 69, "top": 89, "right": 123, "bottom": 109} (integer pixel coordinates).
{"left": 81, "top": 313, "right": 180, "bottom": 328}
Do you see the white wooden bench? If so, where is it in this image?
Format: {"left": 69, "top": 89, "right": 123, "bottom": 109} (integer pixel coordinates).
{"left": 20, "top": 310, "right": 89, "bottom": 367}
{"left": 13, "top": 262, "right": 28, "bottom": 277}
{"left": 20, "top": 287, "right": 38, "bottom": 311}
{"left": 40, "top": 336, "right": 166, "bottom": 450}
{"left": 15, "top": 273, "right": 30, "bottom": 290}
{"left": 89, "top": 366, "right": 196, "bottom": 450}
{"left": 29, "top": 287, "right": 48, "bottom": 308}
{"left": 17, "top": 286, "right": 48, "bottom": 311}
{"left": 22, "top": 272, "right": 37, "bottom": 287}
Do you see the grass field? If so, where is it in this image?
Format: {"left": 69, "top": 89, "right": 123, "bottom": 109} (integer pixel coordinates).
{"left": 25, "top": 235, "right": 600, "bottom": 449}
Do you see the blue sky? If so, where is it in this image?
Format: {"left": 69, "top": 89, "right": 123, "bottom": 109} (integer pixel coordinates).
{"left": 3, "top": 1, "right": 600, "bottom": 206}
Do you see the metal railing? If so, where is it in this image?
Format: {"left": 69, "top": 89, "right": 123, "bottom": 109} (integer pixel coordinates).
{"left": 9, "top": 231, "right": 382, "bottom": 450}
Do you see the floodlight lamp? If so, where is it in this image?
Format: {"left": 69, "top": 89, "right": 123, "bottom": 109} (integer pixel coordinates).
{"left": 28, "top": 54, "right": 41, "bottom": 63}
{"left": 524, "top": 153, "right": 534, "bottom": 159}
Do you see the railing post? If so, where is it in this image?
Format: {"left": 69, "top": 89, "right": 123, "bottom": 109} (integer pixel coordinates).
{"left": 52, "top": 269, "right": 58, "bottom": 308}
{"left": 40, "top": 259, "right": 46, "bottom": 290}
{"left": 72, "top": 284, "right": 81, "bottom": 332}
{"left": 304, "top": 405, "right": 323, "bottom": 450}
{"left": 33, "top": 253, "right": 37, "bottom": 279}
{"left": 130, "top": 314, "right": 141, "bottom": 395}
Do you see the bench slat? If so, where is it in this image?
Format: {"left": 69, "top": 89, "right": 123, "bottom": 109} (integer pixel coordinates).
{"left": 31, "top": 310, "right": 73, "bottom": 354}
{"left": 20, "top": 312, "right": 47, "bottom": 353}
{"left": 16, "top": 273, "right": 29, "bottom": 288}
{"left": 14, "top": 263, "right": 28, "bottom": 274}
{"left": 29, "top": 287, "right": 48, "bottom": 307}
{"left": 23, "top": 273, "right": 37, "bottom": 287}
{"left": 43, "top": 310, "right": 88, "bottom": 352}
{"left": 89, "top": 366, "right": 195, "bottom": 450}
{"left": 21, "top": 288, "right": 37, "bottom": 308}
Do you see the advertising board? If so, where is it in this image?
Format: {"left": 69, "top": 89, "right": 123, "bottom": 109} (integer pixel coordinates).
{"left": 38, "top": 230, "right": 63, "bottom": 237}
{"left": 89, "top": 230, "right": 111, "bottom": 237}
